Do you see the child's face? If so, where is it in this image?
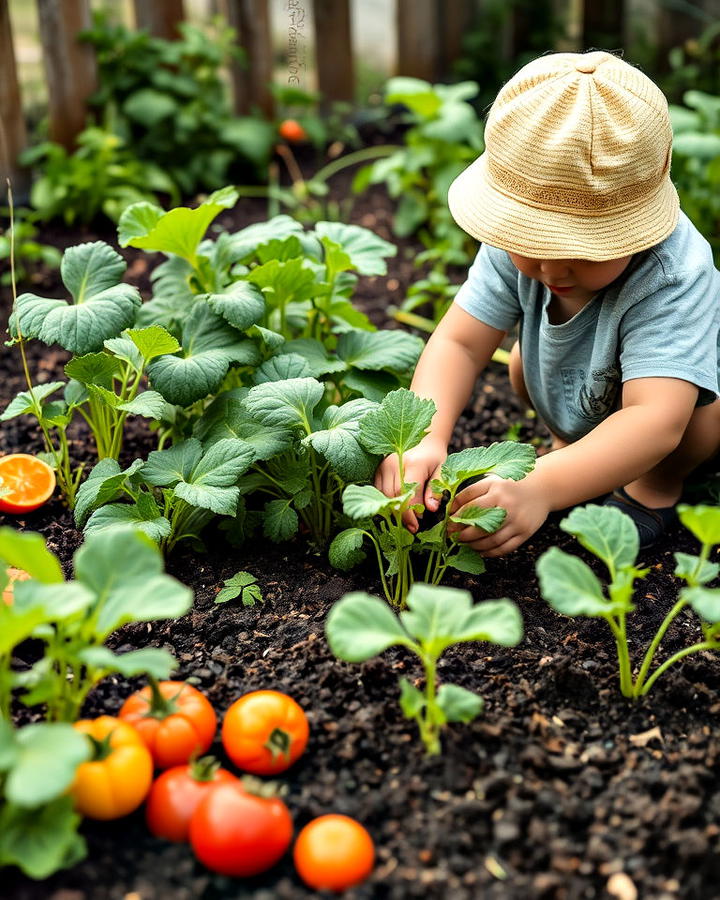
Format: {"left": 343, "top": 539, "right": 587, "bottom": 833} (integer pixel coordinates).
{"left": 507, "top": 253, "right": 632, "bottom": 303}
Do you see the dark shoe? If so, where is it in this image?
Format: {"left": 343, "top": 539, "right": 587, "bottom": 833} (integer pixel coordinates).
{"left": 604, "top": 486, "right": 678, "bottom": 549}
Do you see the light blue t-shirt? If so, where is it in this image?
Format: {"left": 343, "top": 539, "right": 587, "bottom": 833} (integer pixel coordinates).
{"left": 453, "top": 212, "right": 720, "bottom": 443}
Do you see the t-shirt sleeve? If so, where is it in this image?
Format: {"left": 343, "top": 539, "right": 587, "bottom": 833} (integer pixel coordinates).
{"left": 453, "top": 244, "right": 521, "bottom": 332}
{"left": 619, "top": 266, "right": 720, "bottom": 404}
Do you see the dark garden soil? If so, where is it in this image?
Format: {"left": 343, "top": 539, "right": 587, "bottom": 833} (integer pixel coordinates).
{"left": 3, "top": 138, "right": 720, "bottom": 900}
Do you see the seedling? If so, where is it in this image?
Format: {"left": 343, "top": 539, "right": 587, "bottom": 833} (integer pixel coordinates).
{"left": 325, "top": 583, "right": 523, "bottom": 755}
{"left": 537, "top": 503, "right": 720, "bottom": 698}
{"left": 330, "top": 389, "right": 535, "bottom": 606}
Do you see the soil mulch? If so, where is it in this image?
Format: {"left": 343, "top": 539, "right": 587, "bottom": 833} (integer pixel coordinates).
{"left": 2, "top": 137, "right": 720, "bottom": 900}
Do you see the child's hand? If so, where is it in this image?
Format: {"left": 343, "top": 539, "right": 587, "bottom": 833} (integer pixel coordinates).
{"left": 447, "top": 474, "right": 550, "bottom": 557}
{"left": 374, "top": 436, "right": 447, "bottom": 532}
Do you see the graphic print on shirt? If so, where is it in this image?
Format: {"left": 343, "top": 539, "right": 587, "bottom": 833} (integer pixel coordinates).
{"left": 577, "top": 364, "right": 621, "bottom": 422}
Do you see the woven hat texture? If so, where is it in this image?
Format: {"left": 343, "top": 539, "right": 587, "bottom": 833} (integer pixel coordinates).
{"left": 448, "top": 50, "right": 680, "bottom": 260}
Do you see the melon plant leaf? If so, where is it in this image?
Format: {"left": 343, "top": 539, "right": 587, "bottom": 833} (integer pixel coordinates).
{"left": 537, "top": 546, "right": 627, "bottom": 616}
{"left": 14, "top": 243, "right": 141, "bottom": 354}
{"left": 83, "top": 502, "right": 172, "bottom": 543}
{"left": 126, "top": 325, "right": 181, "bottom": 362}
{"left": 682, "top": 585, "right": 720, "bottom": 624}
{"left": 254, "top": 353, "right": 313, "bottom": 384}
{"left": 173, "top": 438, "right": 254, "bottom": 515}
{"left": 560, "top": 504, "right": 639, "bottom": 575}
{"left": 227, "top": 214, "right": 306, "bottom": 262}
{"left": 436, "top": 684, "right": 484, "bottom": 723}
{"left": 342, "top": 370, "right": 399, "bottom": 402}
{"left": 436, "top": 443, "right": 536, "bottom": 492}
{"left": 315, "top": 222, "right": 397, "bottom": 275}
{"left": 0, "top": 382, "right": 66, "bottom": 422}
{"left": 64, "top": 353, "right": 119, "bottom": 388}
{"left": 118, "top": 390, "right": 167, "bottom": 419}
{"left": 342, "top": 483, "right": 415, "bottom": 520}
{"left": 194, "top": 390, "right": 291, "bottom": 460}
{"left": 399, "top": 678, "right": 425, "bottom": 718}
{"left": 329, "top": 527, "right": 367, "bottom": 571}
{"left": 446, "top": 545, "right": 486, "bottom": 575}
{"left": 245, "top": 256, "right": 318, "bottom": 307}
{"left": 359, "top": 388, "right": 436, "bottom": 457}
{"left": 245, "top": 377, "right": 324, "bottom": 430}
{"left": 302, "top": 398, "right": 379, "bottom": 482}
{"left": 336, "top": 330, "right": 424, "bottom": 373}
{"left": 450, "top": 506, "right": 506, "bottom": 533}
{"left": 215, "top": 571, "right": 263, "bottom": 606}
{"left": 103, "top": 336, "right": 143, "bottom": 371}
{"left": 673, "top": 552, "right": 719, "bottom": 585}
{"left": 677, "top": 504, "right": 720, "bottom": 547}
{"left": 0, "top": 528, "right": 64, "bottom": 584}
{"left": 74, "top": 458, "right": 145, "bottom": 527}
{"left": 325, "top": 592, "right": 413, "bottom": 661}
{"left": 200, "top": 281, "right": 266, "bottom": 331}
{"left": 276, "top": 339, "right": 347, "bottom": 378}
{"left": 77, "top": 646, "right": 176, "bottom": 679}
{"left": 142, "top": 439, "right": 203, "bottom": 487}
{"left": 118, "top": 187, "right": 239, "bottom": 263}
{"left": 0, "top": 794, "right": 86, "bottom": 880}
{"left": 263, "top": 499, "right": 299, "bottom": 542}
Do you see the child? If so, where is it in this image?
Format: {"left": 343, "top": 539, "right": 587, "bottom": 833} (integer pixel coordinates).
{"left": 375, "top": 50, "right": 720, "bottom": 556}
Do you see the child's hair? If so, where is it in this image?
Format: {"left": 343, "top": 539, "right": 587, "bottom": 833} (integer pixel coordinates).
{"left": 447, "top": 50, "right": 678, "bottom": 261}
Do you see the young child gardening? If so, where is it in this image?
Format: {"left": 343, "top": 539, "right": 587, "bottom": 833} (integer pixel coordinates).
{"left": 376, "top": 50, "right": 720, "bottom": 556}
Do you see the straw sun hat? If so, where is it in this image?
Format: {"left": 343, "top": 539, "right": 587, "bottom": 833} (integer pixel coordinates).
{"left": 447, "top": 50, "right": 680, "bottom": 261}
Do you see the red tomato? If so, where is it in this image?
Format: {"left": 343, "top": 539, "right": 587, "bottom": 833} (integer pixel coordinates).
{"left": 222, "top": 690, "right": 309, "bottom": 775}
{"left": 146, "top": 757, "right": 236, "bottom": 842}
{"left": 294, "top": 815, "right": 375, "bottom": 891}
{"left": 119, "top": 679, "right": 217, "bottom": 769}
{"left": 189, "top": 781, "right": 293, "bottom": 876}
{"left": 278, "top": 119, "right": 307, "bottom": 143}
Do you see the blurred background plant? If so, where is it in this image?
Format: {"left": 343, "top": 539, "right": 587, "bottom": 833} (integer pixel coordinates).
{"left": 0, "top": 208, "right": 60, "bottom": 285}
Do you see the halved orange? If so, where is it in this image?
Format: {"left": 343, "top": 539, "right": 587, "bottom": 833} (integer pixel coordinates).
{"left": 3, "top": 567, "right": 31, "bottom": 605}
{"left": 0, "top": 454, "right": 56, "bottom": 514}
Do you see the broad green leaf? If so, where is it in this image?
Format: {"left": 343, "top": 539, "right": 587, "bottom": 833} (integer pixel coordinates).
{"left": 683, "top": 585, "right": 720, "bottom": 623}
{"left": 446, "top": 544, "right": 486, "bottom": 575}
{"left": 118, "top": 187, "right": 238, "bottom": 262}
{"left": 315, "top": 222, "right": 397, "bottom": 275}
{"left": 276, "top": 339, "right": 347, "bottom": 378}
{"left": 436, "top": 683, "right": 484, "bottom": 723}
{"left": 399, "top": 677, "right": 425, "bottom": 718}
{"left": 0, "top": 795, "right": 85, "bottom": 880}
{"left": 263, "top": 499, "right": 299, "bottom": 542}
{"left": 227, "top": 214, "right": 306, "bottom": 262}
{"left": 1, "top": 382, "right": 66, "bottom": 421}
{"left": 342, "top": 369, "right": 400, "bottom": 402}
{"left": 15, "top": 243, "right": 141, "bottom": 354}
{"left": 5, "top": 723, "right": 90, "bottom": 807}
{"left": 0, "top": 528, "right": 63, "bottom": 583}
{"left": 560, "top": 504, "right": 639, "bottom": 575}
{"left": 12, "top": 580, "right": 94, "bottom": 622}
{"left": 359, "top": 388, "right": 435, "bottom": 457}
{"left": 200, "top": 281, "right": 266, "bottom": 331}
{"left": 245, "top": 377, "right": 324, "bottom": 430}
{"left": 126, "top": 325, "right": 181, "bottom": 362}
{"left": 385, "top": 76, "right": 442, "bottom": 118}
{"left": 325, "top": 592, "right": 413, "bottom": 661}
{"left": 337, "top": 329, "right": 424, "bottom": 373}
{"left": 678, "top": 504, "right": 720, "bottom": 547}
{"left": 342, "top": 483, "right": 415, "bottom": 519}
{"left": 438, "top": 443, "right": 536, "bottom": 491}
{"left": 104, "top": 335, "right": 143, "bottom": 370}
{"left": 174, "top": 438, "right": 254, "bottom": 515}
{"left": 329, "top": 528, "right": 367, "bottom": 571}
{"left": 450, "top": 506, "right": 506, "bottom": 533}
{"left": 254, "top": 353, "right": 313, "bottom": 384}
{"left": 0, "top": 603, "right": 50, "bottom": 655}
{"left": 245, "top": 256, "right": 318, "bottom": 309}
{"left": 142, "top": 439, "right": 204, "bottom": 486}
{"left": 215, "top": 571, "right": 263, "bottom": 605}
{"left": 303, "top": 398, "right": 379, "bottom": 482}
{"left": 83, "top": 502, "right": 172, "bottom": 543}
{"left": 537, "top": 547, "right": 623, "bottom": 617}
{"left": 674, "top": 552, "right": 720, "bottom": 585}
{"left": 64, "top": 352, "right": 119, "bottom": 387}
{"left": 77, "top": 646, "right": 176, "bottom": 679}
{"left": 195, "top": 390, "right": 289, "bottom": 460}
{"left": 118, "top": 390, "right": 167, "bottom": 418}
{"left": 74, "top": 458, "right": 144, "bottom": 527}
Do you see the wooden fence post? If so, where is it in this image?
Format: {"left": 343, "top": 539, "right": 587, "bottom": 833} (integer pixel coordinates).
{"left": 0, "top": 0, "right": 29, "bottom": 197}
{"left": 313, "top": 0, "right": 354, "bottom": 106}
{"left": 36, "top": 0, "right": 96, "bottom": 150}
{"left": 133, "top": 0, "right": 185, "bottom": 41}
{"left": 227, "top": 0, "right": 274, "bottom": 118}
{"left": 439, "top": 0, "right": 475, "bottom": 76}
{"left": 396, "top": 0, "right": 441, "bottom": 82}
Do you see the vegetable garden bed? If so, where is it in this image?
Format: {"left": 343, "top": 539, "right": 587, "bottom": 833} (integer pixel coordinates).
{"left": 3, "top": 149, "right": 720, "bottom": 900}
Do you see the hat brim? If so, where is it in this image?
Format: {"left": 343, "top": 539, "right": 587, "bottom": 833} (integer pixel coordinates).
{"left": 448, "top": 153, "right": 680, "bottom": 261}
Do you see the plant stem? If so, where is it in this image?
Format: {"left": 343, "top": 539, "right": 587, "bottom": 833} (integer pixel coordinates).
{"left": 420, "top": 654, "right": 441, "bottom": 756}
{"left": 639, "top": 640, "right": 719, "bottom": 695}
{"left": 312, "top": 145, "right": 401, "bottom": 183}
{"left": 606, "top": 614, "right": 633, "bottom": 698}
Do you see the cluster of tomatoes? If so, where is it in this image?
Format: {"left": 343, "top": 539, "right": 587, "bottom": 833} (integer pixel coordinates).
{"left": 70, "top": 681, "right": 374, "bottom": 892}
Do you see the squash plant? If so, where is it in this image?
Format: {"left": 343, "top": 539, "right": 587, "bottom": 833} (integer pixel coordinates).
{"left": 330, "top": 389, "right": 536, "bottom": 606}
{"left": 537, "top": 503, "right": 720, "bottom": 698}
{"left": 326, "top": 583, "right": 523, "bottom": 755}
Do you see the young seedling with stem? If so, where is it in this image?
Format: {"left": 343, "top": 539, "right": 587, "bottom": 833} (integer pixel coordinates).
{"left": 537, "top": 503, "right": 720, "bottom": 698}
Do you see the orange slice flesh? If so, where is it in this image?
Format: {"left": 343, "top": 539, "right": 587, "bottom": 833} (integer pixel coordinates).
{"left": 0, "top": 454, "right": 56, "bottom": 514}
{"left": 3, "top": 567, "right": 31, "bottom": 605}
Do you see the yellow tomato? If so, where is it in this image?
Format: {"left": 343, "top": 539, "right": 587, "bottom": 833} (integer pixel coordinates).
{"left": 72, "top": 716, "right": 153, "bottom": 820}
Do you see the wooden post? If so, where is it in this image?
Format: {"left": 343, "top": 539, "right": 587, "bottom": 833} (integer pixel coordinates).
{"left": 133, "top": 0, "right": 185, "bottom": 41}
{"left": 36, "top": 0, "right": 96, "bottom": 150}
{"left": 313, "top": 0, "right": 354, "bottom": 106}
{"left": 227, "top": 0, "right": 274, "bottom": 118}
{"left": 582, "top": 0, "right": 625, "bottom": 50}
{"left": 396, "top": 0, "right": 441, "bottom": 82}
{"left": 439, "top": 0, "right": 475, "bottom": 77}
{"left": 0, "top": 0, "right": 29, "bottom": 197}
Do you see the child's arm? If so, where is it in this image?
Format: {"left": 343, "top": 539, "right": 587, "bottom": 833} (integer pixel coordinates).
{"left": 374, "top": 304, "right": 506, "bottom": 530}
{"left": 450, "top": 376, "right": 699, "bottom": 556}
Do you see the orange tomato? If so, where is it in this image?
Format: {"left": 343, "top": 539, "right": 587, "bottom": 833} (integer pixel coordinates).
{"left": 222, "top": 690, "right": 309, "bottom": 775}
{"left": 72, "top": 716, "right": 153, "bottom": 820}
{"left": 0, "top": 454, "right": 56, "bottom": 514}
{"left": 2, "top": 567, "right": 30, "bottom": 605}
{"left": 278, "top": 119, "right": 307, "bottom": 143}
{"left": 294, "top": 815, "right": 375, "bottom": 891}
{"left": 119, "top": 680, "right": 217, "bottom": 769}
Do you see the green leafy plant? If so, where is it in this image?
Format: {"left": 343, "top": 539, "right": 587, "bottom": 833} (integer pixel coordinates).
{"left": 0, "top": 719, "right": 90, "bottom": 879}
{"left": 80, "top": 15, "right": 275, "bottom": 195}
{"left": 0, "top": 212, "right": 61, "bottom": 286}
{"left": 19, "top": 127, "right": 177, "bottom": 225}
{"left": 537, "top": 503, "right": 720, "bottom": 698}
{"left": 330, "top": 389, "right": 536, "bottom": 606}
{"left": 0, "top": 526, "right": 192, "bottom": 722}
{"left": 325, "top": 583, "right": 523, "bottom": 755}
